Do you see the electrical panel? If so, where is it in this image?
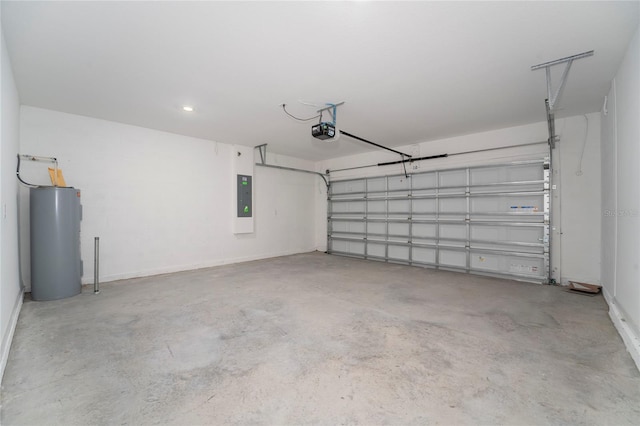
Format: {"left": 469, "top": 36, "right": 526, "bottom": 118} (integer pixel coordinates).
{"left": 237, "top": 175, "right": 252, "bottom": 217}
{"left": 232, "top": 145, "right": 254, "bottom": 234}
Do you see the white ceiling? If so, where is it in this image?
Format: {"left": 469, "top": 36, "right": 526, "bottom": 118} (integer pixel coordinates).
{"left": 2, "top": 1, "right": 638, "bottom": 161}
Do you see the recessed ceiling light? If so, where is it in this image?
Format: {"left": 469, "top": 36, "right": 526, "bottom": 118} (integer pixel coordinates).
{"left": 182, "top": 105, "right": 194, "bottom": 112}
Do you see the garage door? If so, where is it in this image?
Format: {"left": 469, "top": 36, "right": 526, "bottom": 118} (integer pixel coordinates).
{"left": 327, "top": 159, "right": 550, "bottom": 283}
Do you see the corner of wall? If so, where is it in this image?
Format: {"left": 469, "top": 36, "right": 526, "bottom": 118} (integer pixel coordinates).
{"left": 0, "top": 289, "right": 23, "bottom": 384}
{"left": 608, "top": 300, "right": 640, "bottom": 371}
{"left": 603, "top": 289, "right": 640, "bottom": 371}
{"left": 1, "top": 22, "right": 25, "bottom": 385}
{"left": 600, "top": 25, "right": 640, "bottom": 372}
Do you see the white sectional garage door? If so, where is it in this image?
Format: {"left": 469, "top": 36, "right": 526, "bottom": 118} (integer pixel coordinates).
{"left": 328, "top": 159, "right": 550, "bottom": 283}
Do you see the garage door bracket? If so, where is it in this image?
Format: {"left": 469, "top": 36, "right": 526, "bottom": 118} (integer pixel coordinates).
{"left": 255, "top": 144, "right": 329, "bottom": 188}
{"left": 531, "top": 50, "right": 593, "bottom": 149}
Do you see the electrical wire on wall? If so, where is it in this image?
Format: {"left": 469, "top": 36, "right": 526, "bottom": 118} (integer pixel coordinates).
{"left": 16, "top": 155, "right": 38, "bottom": 187}
{"left": 281, "top": 104, "right": 321, "bottom": 122}
{"left": 16, "top": 154, "right": 59, "bottom": 188}
{"left": 576, "top": 114, "right": 589, "bottom": 176}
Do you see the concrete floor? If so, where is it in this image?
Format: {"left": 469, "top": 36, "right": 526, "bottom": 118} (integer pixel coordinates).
{"left": 2, "top": 252, "right": 639, "bottom": 425}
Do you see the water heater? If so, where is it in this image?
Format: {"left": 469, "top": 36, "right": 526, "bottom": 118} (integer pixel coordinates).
{"left": 30, "top": 187, "right": 82, "bottom": 301}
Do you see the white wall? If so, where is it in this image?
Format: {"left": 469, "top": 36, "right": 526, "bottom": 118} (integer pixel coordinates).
{"left": 601, "top": 26, "right": 640, "bottom": 369}
{"left": 1, "top": 24, "right": 24, "bottom": 383}
{"left": 22, "top": 103, "right": 603, "bottom": 290}
{"left": 316, "top": 114, "right": 602, "bottom": 286}
{"left": 557, "top": 113, "right": 602, "bottom": 285}
{"left": 19, "top": 107, "right": 321, "bottom": 287}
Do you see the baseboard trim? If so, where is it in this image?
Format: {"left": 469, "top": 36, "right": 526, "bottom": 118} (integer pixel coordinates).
{"left": 82, "top": 248, "right": 319, "bottom": 284}
{"left": 1, "top": 288, "right": 24, "bottom": 385}
{"left": 607, "top": 297, "right": 640, "bottom": 372}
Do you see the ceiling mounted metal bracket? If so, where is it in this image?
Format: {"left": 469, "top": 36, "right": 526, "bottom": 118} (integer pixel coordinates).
{"left": 532, "top": 50, "right": 593, "bottom": 149}
{"left": 531, "top": 50, "right": 593, "bottom": 111}
{"left": 317, "top": 101, "right": 345, "bottom": 126}
{"left": 256, "top": 143, "right": 267, "bottom": 165}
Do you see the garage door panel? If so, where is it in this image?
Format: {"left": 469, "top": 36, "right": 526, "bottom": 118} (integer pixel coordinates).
{"left": 412, "top": 199, "right": 437, "bottom": 213}
{"left": 332, "top": 240, "right": 365, "bottom": 255}
{"left": 411, "top": 173, "right": 437, "bottom": 189}
{"left": 471, "top": 215, "right": 543, "bottom": 224}
{"left": 367, "top": 177, "right": 386, "bottom": 192}
{"left": 470, "top": 252, "right": 545, "bottom": 278}
{"left": 439, "top": 198, "right": 466, "bottom": 213}
{"left": 471, "top": 195, "right": 544, "bottom": 214}
{"left": 388, "top": 176, "right": 411, "bottom": 191}
{"left": 440, "top": 224, "right": 466, "bottom": 240}
{"left": 471, "top": 225, "right": 543, "bottom": 244}
{"left": 471, "top": 242, "right": 542, "bottom": 255}
{"left": 367, "top": 243, "right": 386, "bottom": 257}
{"left": 473, "top": 183, "right": 543, "bottom": 193}
{"left": 332, "top": 220, "right": 366, "bottom": 234}
{"left": 328, "top": 159, "right": 549, "bottom": 283}
{"left": 367, "top": 222, "right": 386, "bottom": 235}
{"left": 367, "top": 200, "right": 386, "bottom": 213}
{"left": 412, "top": 247, "right": 436, "bottom": 264}
{"left": 389, "top": 222, "right": 409, "bottom": 236}
{"left": 471, "top": 164, "right": 542, "bottom": 184}
{"left": 332, "top": 201, "right": 365, "bottom": 213}
{"left": 440, "top": 250, "right": 466, "bottom": 268}
{"left": 332, "top": 180, "right": 365, "bottom": 195}
{"left": 413, "top": 223, "right": 437, "bottom": 238}
{"left": 389, "top": 245, "right": 409, "bottom": 261}
{"left": 389, "top": 199, "right": 410, "bottom": 213}
{"left": 439, "top": 170, "right": 467, "bottom": 188}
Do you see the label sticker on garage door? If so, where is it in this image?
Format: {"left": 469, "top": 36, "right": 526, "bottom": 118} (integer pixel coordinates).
{"left": 510, "top": 264, "right": 538, "bottom": 274}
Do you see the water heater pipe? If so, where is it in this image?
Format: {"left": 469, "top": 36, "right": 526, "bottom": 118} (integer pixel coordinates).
{"left": 94, "top": 237, "right": 100, "bottom": 294}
